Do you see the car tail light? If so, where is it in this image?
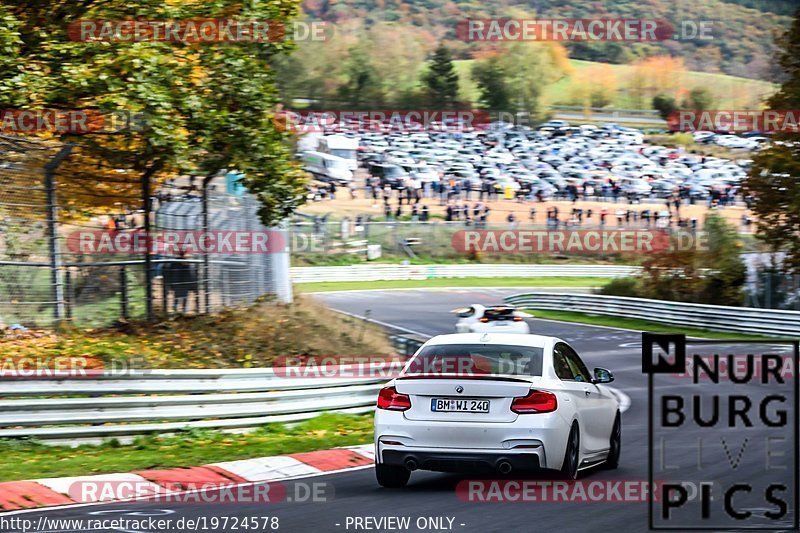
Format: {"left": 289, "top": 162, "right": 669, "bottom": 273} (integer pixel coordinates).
{"left": 512, "top": 316, "right": 523, "bottom": 322}
{"left": 377, "top": 386, "right": 411, "bottom": 411}
{"left": 511, "top": 390, "right": 557, "bottom": 414}
{"left": 479, "top": 317, "right": 489, "bottom": 323}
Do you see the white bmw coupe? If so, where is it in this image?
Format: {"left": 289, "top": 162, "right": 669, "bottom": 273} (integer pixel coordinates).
{"left": 374, "top": 333, "right": 621, "bottom": 487}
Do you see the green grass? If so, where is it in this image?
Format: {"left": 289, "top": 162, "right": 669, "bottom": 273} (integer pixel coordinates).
{"left": 292, "top": 254, "right": 639, "bottom": 267}
{"left": 0, "top": 413, "right": 373, "bottom": 481}
{"left": 545, "top": 59, "right": 775, "bottom": 109}
{"left": 527, "top": 309, "right": 774, "bottom": 340}
{"left": 454, "top": 58, "right": 775, "bottom": 111}
{"left": 296, "top": 277, "right": 612, "bottom": 292}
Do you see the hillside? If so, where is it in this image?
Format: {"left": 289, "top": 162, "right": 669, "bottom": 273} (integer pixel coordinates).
{"left": 454, "top": 59, "right": 777, "bottom": 110}
{"left": 302, "top": 0, "right": 794, "bottom": 79}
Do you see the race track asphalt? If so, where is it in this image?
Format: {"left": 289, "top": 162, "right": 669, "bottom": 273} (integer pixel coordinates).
{"left": 6, "top": 288, "right": 796, "bottom": 533}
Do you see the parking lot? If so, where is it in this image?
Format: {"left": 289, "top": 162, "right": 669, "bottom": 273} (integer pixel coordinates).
{"left": 299, "top": 121, "right": 756, "bottom": 231}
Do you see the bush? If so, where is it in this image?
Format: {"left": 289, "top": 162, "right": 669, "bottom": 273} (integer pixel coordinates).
{"left": 670, "top": 133, "right": 695, "bottom": 146}
{"left": 596, "top": 215, "right": 746, "bottom": 306}
{"left": 652, "top": 94, "right": 677, "bottom": 121}
{"left": 596, "top": 277, "right": 643, "bottom": 297}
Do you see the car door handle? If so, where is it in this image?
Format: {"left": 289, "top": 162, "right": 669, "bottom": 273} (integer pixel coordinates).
{"left": 584, "top": 388, "right": 592, "bottom": 396}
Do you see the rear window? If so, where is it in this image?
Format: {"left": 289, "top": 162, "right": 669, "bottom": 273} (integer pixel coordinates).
{"left": 483, "top": 307, "right": 516, "bottom": 321}
{"left": 403, "top": 344, "right": 544, "bottom": 377}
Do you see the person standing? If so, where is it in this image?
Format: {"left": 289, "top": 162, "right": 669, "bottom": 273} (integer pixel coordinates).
{"left": 421, "top": 204, "right": 429, "bottom": 222}
{"left": 507, "top": 211, "right": 517, "bottom": 229}
{"left": 164, "top": 250, "right": 196, "bottom": 314}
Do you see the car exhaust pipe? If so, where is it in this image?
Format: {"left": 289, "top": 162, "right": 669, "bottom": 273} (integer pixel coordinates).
{"left": 404, "top": 458, "right": 418, "bottom": 471}
{"left": 497, "top": 460, "right": 513, "bottom": 475}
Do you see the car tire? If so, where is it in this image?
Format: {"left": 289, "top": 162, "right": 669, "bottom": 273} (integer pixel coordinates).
{"left": 603, "top": 413, "right": 621, "bottom": 470}
{"left": 560, "top": 423, "right": 580, "bottom": 480}
{"left": 375, "top": 464, "right": 411, "bottom": 488}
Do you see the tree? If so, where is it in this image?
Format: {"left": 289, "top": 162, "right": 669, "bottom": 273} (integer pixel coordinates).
{"left": 0, "top": 0, "right": 308, "bottom": 226}
{"left": 477, "top": 42, "right": 571, "bottom": 121}
{"left": 273, "top": 37, "right": 351, "bottom": 107}
{"left": 471, "top": 55, "right": 511, "bottom": 110}
{"left": 338, "top": 41, "right": 385, "bottom": 107}
{"left": 423, "top": 44, "right": 460, "bottom": 108}
{"left": 626, "top": 57, "right": 685, "bottom": 109}
{"left": 567, "top": 64, "right": 617, "bottom": 109}
{"left": 635, "top": 215, "right": 746, "bottom": 306}
{"left": 366, "top": 23, "right": 429, "bottom": 105}
{"left": 653, "top": 94, "right": 678, "bottom": 120}
{"left": 686, "top": 87, "right": 715, "bottom": 112}
{"left": 744, "top": 8, "right": 800, "bottom": 273}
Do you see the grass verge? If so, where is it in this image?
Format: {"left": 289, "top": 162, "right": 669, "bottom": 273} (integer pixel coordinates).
{"left": 297, "top": 277, "right": 612, "bottom": 293}
{"left": 0, "top": 413, "right": 373, "bottom": 481}
{"left": 0, "top": 296, "right": 394, "bottom": 369}
{"left": 527, "top": 309, "right": 774, "bottom": 340}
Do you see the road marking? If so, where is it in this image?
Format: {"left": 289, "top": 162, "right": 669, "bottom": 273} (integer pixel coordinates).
{"left": 331, "top": 309, "right": 431, "bottom": 338}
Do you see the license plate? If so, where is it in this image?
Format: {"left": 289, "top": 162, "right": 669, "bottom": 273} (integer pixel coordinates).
{"left": 431, "top": 398, "right": 490, "bottom": 413}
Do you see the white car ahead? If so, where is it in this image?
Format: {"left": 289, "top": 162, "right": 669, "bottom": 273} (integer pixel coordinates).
{"left": 374, "top": 333, "right": 621, "bottom": 487}
{"left": 452, "top": 305, "right": 531, "bottom": 334}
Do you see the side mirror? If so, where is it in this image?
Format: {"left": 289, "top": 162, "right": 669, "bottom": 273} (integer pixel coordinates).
{"left": 593, "top": 367, "right": 614, "bottom": 384}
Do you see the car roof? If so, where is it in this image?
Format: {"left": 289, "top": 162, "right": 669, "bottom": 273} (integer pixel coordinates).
{"left": 423, "top": 333, "right": 555, "bottom": 349}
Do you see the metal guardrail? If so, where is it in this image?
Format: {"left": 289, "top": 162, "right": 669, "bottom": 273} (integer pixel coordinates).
{"left": 1, "top": 337, "right": 427, "bottom": 442}
{"left": 292, "top": 264, "right": 641, "bottom": 284}
{"left": 548, "top": 105, "right": 660, "bottom": 116}
{"left": 504, "top": 292, "right": 800, "bottom": 337}
{"left": 390, "top": 334, "right": 425, "bottom": 356}
{"left": 0, "top": 368, "right": 389, "bottom": 441}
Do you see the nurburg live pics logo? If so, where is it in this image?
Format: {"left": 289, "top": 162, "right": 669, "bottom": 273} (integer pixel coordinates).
{"left": 642, "top": 332, "right": 799, "bottom": 530}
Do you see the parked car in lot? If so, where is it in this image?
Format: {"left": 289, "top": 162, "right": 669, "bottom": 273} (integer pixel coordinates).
{"left": 618, "top": 177, "right": 652, "bottom": 198}
{"left": 402, "top": 163, "right": 440, "bottom": 184}
{"left": 313, "top": 120, "right": 766, "bottom": 205}
{"left": 302, "top": 151, "right": 354, "bottom": 184}
{"left": 374, "top": 333, "right": 621, "bottom": 487}
{"left": 369, "top": 163, "right": 408, "bottom": 189}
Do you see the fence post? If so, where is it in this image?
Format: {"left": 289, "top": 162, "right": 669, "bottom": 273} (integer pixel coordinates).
{"left": 161, "top": 264, "right": 168, "bottom": 315}
{"left": 202, "top": 175, "right": 212, "bottom": 314}
{"left": 120, "top": 265, "right": 128, "bottom": 319}
{"left": 142, "top": 170, "right": 153, "bottom": 321}
{"left": 44, "top": 145, "right": 73, "bottom": 325}
{"left": 64, "top": 269, "right": 72, "bottom": 321}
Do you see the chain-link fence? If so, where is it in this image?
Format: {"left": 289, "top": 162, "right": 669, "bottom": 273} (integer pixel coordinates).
{"left": 745, "top": 261, "right": 800, "bottom": 311}
{"left": 0, "top": 135, "right": 290, "bottom": 329}
{"left": 287, "top": 218, "right": 744, "bottom": 265}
